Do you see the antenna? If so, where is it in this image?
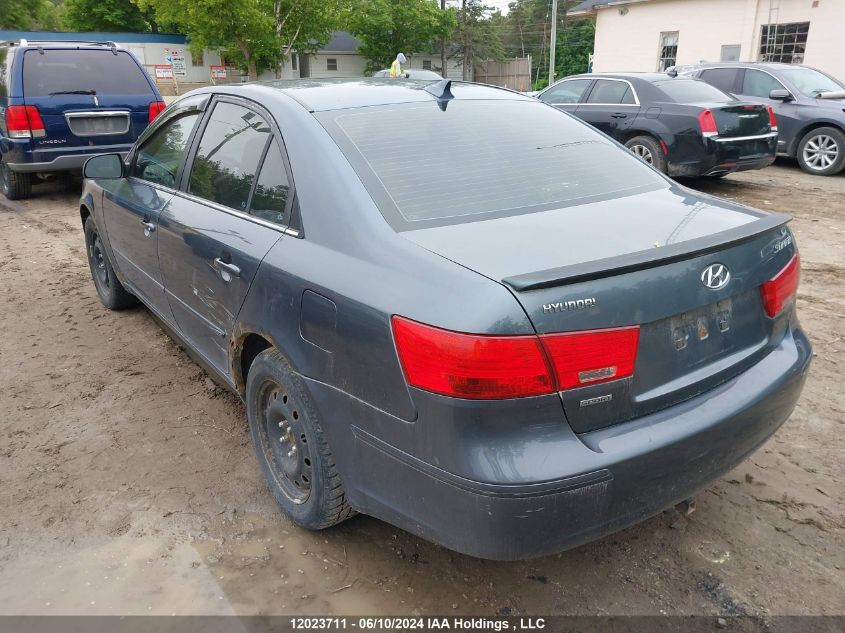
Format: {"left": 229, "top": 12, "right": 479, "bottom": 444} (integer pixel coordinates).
{"left": 424, "top": 79, "right": 454, "bottom": 101}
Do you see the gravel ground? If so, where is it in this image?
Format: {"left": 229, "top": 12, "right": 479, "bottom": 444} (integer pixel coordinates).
{"left": 0, "top": 162, "right": 842, "bottom": 616}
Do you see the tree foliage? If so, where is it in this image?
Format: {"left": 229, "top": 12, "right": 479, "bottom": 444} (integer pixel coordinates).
{"left": 349, "top": 0, "right": 456, "bottom": 74}
{"left": 453, "top": 0, "right": 505, "bottom": 80}
{"left": 0, "top": 0, "right": 60, "bottom": 30}
{"left": 62, "top": 0, "right": 151, "bottom": 32}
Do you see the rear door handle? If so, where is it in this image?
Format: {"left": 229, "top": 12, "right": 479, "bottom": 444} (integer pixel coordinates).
{"left": 611, "top": 113, "right": 628, "bottom": 119}
{"left": 140, "top": 220, "right": 156, "bottom": 234}
{"left": 213, "top": 258, "right": 241, "bottom": 279}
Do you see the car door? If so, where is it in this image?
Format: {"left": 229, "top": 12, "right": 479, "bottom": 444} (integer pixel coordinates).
{"left": 578, "top": 78, "right": 641, "bottom": 140}
{"left": 102, "top": 107, "right": 203, "bottom": 318}
{"left": 537, "top": 78, "right": 593, "bottom": 115}
{"left": 735, "top": 68, "right": 801, "bottom": 155}
{"left": 156, "top": 97, "right": 290, "bottom": 377}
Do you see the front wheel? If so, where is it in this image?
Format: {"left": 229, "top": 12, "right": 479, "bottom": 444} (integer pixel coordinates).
{"left": 796, "top": 127, "right": 845, "bottom": 176}
{"left": 625, "top": 135, "right": 668, "bottom": 174}
{"left": 84, "top": 216, "right": 138, "bottom": 310}
{"left": 246, "top": 348, "right": 355, "bottom": 530}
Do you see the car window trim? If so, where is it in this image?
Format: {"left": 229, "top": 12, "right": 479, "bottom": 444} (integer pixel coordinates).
{"left": 700, "top": 65, "right": 794, "bottom": 100}
{"left": 540, "top": 78, "right": 595, "bottom": 106}
{"left": 177, "top": 94, "right": 300, "bottom": 237}
{"left": 581, "top": 78, "right": 641, "bottom": 106}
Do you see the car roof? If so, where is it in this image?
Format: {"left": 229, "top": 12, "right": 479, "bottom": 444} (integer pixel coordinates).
{"left": 215, "top": 78, "right": 532, "bottom": 113}
{"left": 693, "top": 62, "right": 801, "bottom": 70}
{"left": 2, "top": 40, "right": 123, "bottom": 51}
{"left": 560, "top": 72, "right": 699, "bottom": 84}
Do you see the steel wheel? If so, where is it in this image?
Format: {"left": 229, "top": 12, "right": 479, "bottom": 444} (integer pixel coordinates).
{"left": 257, "top": 379, "right": 314, "bottom": 504}
{"left": 802, "top": 134, "right": 839, "bottom": 171}
{"left": 630, "top": 144, "right": 654, "bottom": 165}
{"left": 89, "top": 233, "right": 111, "bottom": 290}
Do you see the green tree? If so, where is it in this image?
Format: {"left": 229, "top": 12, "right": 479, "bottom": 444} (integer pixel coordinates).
{"left": 349, "top": 0, "right": 456, "bottom": 74}
{"left": 0, "top": 0, "right": 60, "bottom": 30}
{"left": 62, "top": 0, "right": 151, "bottom": 32}
{"left": 453, "top": 0, "right": 504, "bottom": 81}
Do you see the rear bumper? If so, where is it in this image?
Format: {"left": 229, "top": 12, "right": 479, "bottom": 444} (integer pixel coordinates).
{"left": 669, "top": 133, "right": 777, "bottom": 177}
{"left": 313, "top": 326, "right": 811, "bottom": 560}
{"left": 2, "top": 140, "right": 132, "bottom": 173}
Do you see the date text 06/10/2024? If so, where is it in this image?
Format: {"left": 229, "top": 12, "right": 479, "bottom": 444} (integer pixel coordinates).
{"left": 289, "top": 617, "right": 547, "bottom": 630}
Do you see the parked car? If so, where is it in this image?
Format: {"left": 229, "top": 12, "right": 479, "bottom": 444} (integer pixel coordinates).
{"left": 536, "top": 73, "right": 778, "bottom": 178}
{"left": 79, "top": 79, "right": 811, "bottom": 560}
{"left": 0, "top": 39, "right": 165, "bottom": 200}
{"left": 371, "top": 68, "right": 443, "bottom": 80}
{"left": 679, "top": 62, "right": 845, "bottom": 176}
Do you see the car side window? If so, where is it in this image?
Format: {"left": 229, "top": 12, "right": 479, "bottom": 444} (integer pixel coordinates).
{"left": 586, "top": 79, "right": 634, "bottom": 104}
{"left": 700, "top": 68, "right": 740, "bottom": 93}
{"left": 188, "top": 101, "right": 272, "bottom": 211}
{"left": 130, "top": 113, "right": 200, "bottom": 188}
{"left": 540, "top": 79, "right": 592, "bottom": 104}
{"left": 741, "top": 69, "right": 786, "bottom": 98}
{"left": 250, "top": 139, "right": 290, "bottom": 226}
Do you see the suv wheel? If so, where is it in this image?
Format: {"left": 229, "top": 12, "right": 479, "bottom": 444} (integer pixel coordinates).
{"left": 0, "top": 155, "right": 33, "bottom": 200}
{"left": 246, "top": 348, "right": 356, "bottom": 530}
{"left": 797, "top": 127, "right": 845, "bottom": 176}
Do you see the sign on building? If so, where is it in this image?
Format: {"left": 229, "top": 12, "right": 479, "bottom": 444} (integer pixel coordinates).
{"left": 154, "top": 64, "right": 174, "bottom": 80}
{"left": 164, "top": 49, "right": 187, "bottom": 77}
{"left": 210, "top": 65, "right": 227, "bottom": 81}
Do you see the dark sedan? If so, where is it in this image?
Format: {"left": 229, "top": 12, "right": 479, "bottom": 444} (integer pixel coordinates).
{"left": 80, "top": 79, "right": 810, "bottom": 560}
{"left": 537, "top": 73, "right": 778, "bottom": 178}
{"left": 680, "top": 62, "right": 845, "bottom": 176}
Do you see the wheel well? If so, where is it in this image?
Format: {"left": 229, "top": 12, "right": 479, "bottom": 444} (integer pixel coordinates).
{"left": 237, "top": 333, "right": 273, "bottom": 393}
{"left": 80, "top": 205, "right": 91, "bottom": 229}
{"left": 622, "top": 130, "right": 657, "bottom": 144}
{"left": 791, "top": 122, "right": 845, "bottom": 156}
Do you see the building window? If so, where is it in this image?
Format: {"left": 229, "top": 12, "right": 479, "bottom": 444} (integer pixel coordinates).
{"left": 720, "top": 44, "right": 741, "bottom": 62}
{"left": 291, "top": 54, "right": 297, "bottom": 71}
{"left": 759, "top": 22, "right": 809, "bottom": 64}
{"left": 327, "top": 58, "right": 338, "bottom": 71}
{"left": 191, "top": 50, "right": 204, "bottom": 67}
{"left": 657, "top": 31, "right": 679, "bottom": 71}
{"left": 422, "top": 60, "right": 432, "bottom": 70}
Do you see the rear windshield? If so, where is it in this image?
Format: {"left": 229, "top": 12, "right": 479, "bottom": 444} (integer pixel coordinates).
{"left": 22, "top": 49, "right": 153, "bottom": 97}
{"left": 328, "top": 100, "right": 665, "bottom": 229}
{"left": 654, "top": 79, "right": 734, "bottom": 103}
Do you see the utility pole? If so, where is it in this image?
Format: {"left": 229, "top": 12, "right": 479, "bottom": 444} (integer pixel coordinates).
{"left": 548, "top": 0, "right": 558, "bottom": 85}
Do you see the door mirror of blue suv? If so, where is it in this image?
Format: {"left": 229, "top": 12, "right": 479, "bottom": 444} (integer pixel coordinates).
{"left": 769, "top": 89, "right": 793, "bottom": 101}
{"left": 84, "top": 154, "right": 125, "bottom": 180}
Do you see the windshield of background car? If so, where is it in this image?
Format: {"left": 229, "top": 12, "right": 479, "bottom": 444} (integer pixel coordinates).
{"left": 22, "top": 49, "right": 153, "bottom": 97}
{"left": 654, "top": 79, "right": 734, "bottom": 103}
{"left": 780, "top": 67, "right": 845, "bottom": 97}
{"left": 326, "top": 99, "right": 666, "bottom": 230}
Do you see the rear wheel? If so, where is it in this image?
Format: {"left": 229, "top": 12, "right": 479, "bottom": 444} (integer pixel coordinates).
{"left": 84, "top": 216, "right": 138, "bottom": 310}
{"left": 625, "top": 135, "right": 668, "bottom": 174}
{"left": 796, "top": 127, "right": 845, "bottom": 176}
{"left": 0, "top": 155, "right": 33, "bottom": 200}
{"left": 246, "top": 348, "right": 355, "bottom": 530}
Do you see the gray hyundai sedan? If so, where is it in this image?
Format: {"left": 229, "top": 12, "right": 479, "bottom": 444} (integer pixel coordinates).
{"left": 79, "top": 79, "right": 811, "bottom": 560}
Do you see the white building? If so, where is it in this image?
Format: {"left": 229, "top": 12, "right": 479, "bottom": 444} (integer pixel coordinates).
{"left": 570, "top": 0, "right": 845, "bottom": 80}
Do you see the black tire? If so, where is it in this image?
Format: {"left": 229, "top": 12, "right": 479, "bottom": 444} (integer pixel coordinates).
{"left": 246, "top": 348, "right": 355, "bottom": 530}
{"left": 83, "top": 216, "right": 138, "bottom": 310}
{"left": 796, "top": 126, "right": 845, "bottom": 176}
{"left": 0, "top": 154, "right": 33, "bottom": 200}
{"left": 625, "top": 135, "right": 668, "bottom": 174}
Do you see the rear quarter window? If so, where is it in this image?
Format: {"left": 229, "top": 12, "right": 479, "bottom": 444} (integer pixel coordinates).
{"left": 326, "top": 99, "right": 666, "bottom": 230}
{"left": 22, "top": 49, "right": 153, "bottom": 97}
{"left": 655, "top": 79, "right": 735, "bottom": 103}
{"left": 0, "top": 48, "right": 9, "bottom": 98}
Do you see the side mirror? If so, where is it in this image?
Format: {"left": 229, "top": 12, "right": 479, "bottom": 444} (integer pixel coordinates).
{"left": 84, "top": 153, "right": 125, "bottom": 179}
{"left": 769, "top": 89, "right": 792, "bottom": 101}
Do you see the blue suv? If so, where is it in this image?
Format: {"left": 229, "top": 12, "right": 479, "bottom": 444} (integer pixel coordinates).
{"left": 0, "top": 39, "right": 165, "bottom": 200}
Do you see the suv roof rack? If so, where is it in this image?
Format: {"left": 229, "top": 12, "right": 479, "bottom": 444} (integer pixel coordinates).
{"left": 16, "top": 39, "right": 120, "bottom": 49}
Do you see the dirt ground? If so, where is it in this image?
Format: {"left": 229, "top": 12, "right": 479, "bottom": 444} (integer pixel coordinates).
{"left": 0, "top": 161, "right": 842, "bottom": 617}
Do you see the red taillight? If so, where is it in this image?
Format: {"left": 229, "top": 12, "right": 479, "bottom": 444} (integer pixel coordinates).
{"left": 767, "top": 105, "right": 778, "bottom": 132}
{"left": 391, "top": 316, "right": 553, "bottom": 399}
{"left": 540, "top": 327, "right": 640, "bottom": 390}
{"left": 698, "top": 109, "right": 718, "bottom": 138}
{"left": 5, "top": 105, "right": 45, "bottom": 139}
{"left": 391, "top": 316, "right": 640, "bottom": 400}
{"left": 148, "top": 101, "right": 166, "bottom": 122}
{"left": 761, "top": 253, "right": 800, "bottom": 318}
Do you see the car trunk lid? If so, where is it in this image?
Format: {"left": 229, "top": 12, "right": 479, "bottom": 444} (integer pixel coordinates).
{"left": 401, "top": 188, "right": 795, "bottom": 432}
{"left": 706, "top": 101, "right": 772, "bottom": 138}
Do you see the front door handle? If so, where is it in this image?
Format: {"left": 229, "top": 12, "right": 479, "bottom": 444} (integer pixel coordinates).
{"left": 140, "top": 220, "right": 156, "bottom": 235}
{"left": 213, "top": 258, "right": 241, "bottom": 280}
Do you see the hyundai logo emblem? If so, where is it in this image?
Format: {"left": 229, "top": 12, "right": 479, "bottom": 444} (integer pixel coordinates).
{"left": 701, "top": 263, "right": 730, "bottom": 290}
